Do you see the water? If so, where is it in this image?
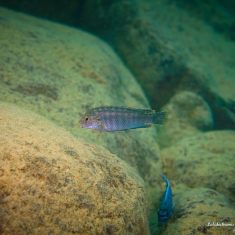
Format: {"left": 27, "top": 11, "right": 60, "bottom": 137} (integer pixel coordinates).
{"left": 0, "top": 1, "right": 234, "bottom": 234}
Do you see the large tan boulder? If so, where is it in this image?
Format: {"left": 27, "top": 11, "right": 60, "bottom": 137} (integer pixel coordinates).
{"left": 0, "top": 102, "right": 149, "bottom": 235}
{"left": 0, "top": 7, "right": 162, "bottom": 201}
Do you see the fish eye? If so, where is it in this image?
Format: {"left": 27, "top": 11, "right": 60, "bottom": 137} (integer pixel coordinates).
{"left": 85, "top": 117, "right": 89, "bottom": 121}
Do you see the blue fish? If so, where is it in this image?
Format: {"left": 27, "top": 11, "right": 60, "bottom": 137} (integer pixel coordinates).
{"left": 80, "top": 106, "right": 166, "bottom": 132}
{"left": 158, "top": 175, "right": 173, "bottom": 223}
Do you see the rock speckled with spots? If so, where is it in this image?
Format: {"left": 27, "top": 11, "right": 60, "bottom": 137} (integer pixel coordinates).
{"left": 0, "top": 102, "right": 149, "bottom": 235}
{"left": 161, "top": 131, "right": 235, "bottom": 202}
{"left": 162, "top": 185, "right": 235, "bottom": 235}
{"left": 0, "top": 7, "right": 162, "bottom": 206}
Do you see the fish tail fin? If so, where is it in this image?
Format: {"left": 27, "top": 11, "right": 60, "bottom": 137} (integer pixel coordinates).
{"left": 153, "top": 111, "right": 167, "bottom": 124}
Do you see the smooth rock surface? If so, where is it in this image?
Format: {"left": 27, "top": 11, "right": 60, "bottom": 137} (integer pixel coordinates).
{"left": 0, "top": 7, "right": 162, "bottom": 196}
{"left": 0, "top": 102, "right": 149, "bottom": 235}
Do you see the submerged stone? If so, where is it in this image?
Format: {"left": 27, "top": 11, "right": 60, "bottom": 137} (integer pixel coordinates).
{"left": 0, "top": 7, "right": 162, "bottom": 207}
{"left": 0, "top": 102, "right": 149, "bottom": 235}
{"left": 163, "top": 185, "right": 235, "bottom": 235}
{"left": 80, "top": 0, "right": 235, "bottom": 130}
{"left": 161, "top": 130, "right": 235, "bottom": 202}
{"left": 158, "top": 91, "right": 213, "bottom": 148}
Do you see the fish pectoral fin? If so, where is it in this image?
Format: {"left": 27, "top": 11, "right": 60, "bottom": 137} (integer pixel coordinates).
{"left": 93, "top": 115, "right": 105, "bottom": 131}
{"left": 97, "top": 120, "right": 106, "bottom": 131}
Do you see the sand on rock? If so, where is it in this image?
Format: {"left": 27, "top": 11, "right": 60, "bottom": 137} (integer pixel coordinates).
{"left": 161, "top": 130, "right": 235, "bottom": 202}
{"left": 0, "top": 7, "right": 162, "bottom": 201}
{"left": 162, "top": 185, "right": 235, "bottom": 235}
{"left": 0, "top": 102, "right": 149, "bottom": 235}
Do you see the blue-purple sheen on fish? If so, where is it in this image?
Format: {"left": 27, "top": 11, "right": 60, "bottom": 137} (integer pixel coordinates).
{"left": 80, "top": 106, "right": 166, "bottom": 132}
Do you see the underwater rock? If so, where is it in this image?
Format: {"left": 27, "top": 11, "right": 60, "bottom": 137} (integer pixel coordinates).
{"left": 0, "top": 7, "right": 162, "bottom": 204}
{"left": 0, "top": 102, "right": 149, "bottom": 235}
{"left": 158, "top": 91, "right": 213, "bottom": 148}
{"left": 162, "top": 185, "right": 235, "bottom": 235}
{"left": 161, "top": 130, "right": 235, "bottom": 202}
{"left": 168, "top": 0, "right": 235, "bottom": 41}
{"left": 80, "top": 0, "right": 235, "bottom": 129}
{"left": 0, "top": 0, "right": 84, "bottom": 26}
{"left": 2, "top": 0, "right": 235, "bottom": 42}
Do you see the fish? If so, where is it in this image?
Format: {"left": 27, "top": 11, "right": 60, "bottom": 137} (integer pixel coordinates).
{"left": 80, "top": 106, "right": 166, "bottom": 132}
{"left": 158, "top": 175, "right": 173, "bottom": 224}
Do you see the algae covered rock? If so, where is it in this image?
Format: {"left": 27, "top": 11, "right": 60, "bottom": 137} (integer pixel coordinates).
{"left": 158, "top": 91, "right": 213, "bottom": 148}
{"left": 161, "top": 131, "right": 235, "bottom": 201}
{"left": 80, "top": 0, "right": 235, "bottom": 129}
{"left": 0, "top": 7, "right": 161, "bottom": 194}
{"left": 0, "top": 102, "right": 149, "bottom": 235}
{"left": 162, "top": 186, "right": 235, "bottom": 235}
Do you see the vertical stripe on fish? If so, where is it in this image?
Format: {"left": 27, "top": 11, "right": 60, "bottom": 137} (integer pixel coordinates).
{"left": 80, "top": 106, "right": 166, "bottom": 131}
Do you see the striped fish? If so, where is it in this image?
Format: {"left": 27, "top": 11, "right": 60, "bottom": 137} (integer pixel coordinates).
{"left": 80, "top": 106, "right": 166, "bottom": 132}
{"left": 158, "top": 175, "right": 173, "bottom": 224}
